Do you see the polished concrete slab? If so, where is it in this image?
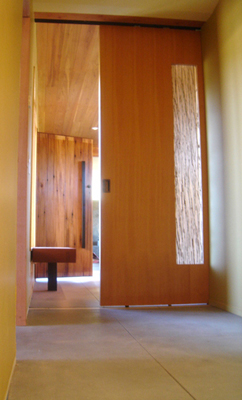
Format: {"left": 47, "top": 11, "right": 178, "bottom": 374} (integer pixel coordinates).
{"left": 8, "top": 267, "right": 242, "bottom": 399}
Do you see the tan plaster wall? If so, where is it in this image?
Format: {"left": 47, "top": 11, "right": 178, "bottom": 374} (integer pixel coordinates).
{"left": 32, "top": 0, "right": 219, "bottom": 21}
{"left": 202, "top": 0, "right": 242, "bottom": 316}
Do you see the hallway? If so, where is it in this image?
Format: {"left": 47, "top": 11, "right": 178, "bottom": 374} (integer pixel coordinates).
{"left": 9, "top": 266, "right": 242, "bottom": 399}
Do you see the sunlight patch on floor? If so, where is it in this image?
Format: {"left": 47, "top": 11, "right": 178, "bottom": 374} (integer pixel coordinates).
{"left": 36, "top": 269, "right": 100, "bottom": 284}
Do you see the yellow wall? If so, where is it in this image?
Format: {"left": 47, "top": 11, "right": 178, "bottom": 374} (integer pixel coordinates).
{"left": 0, "top": 1, "right": 23, "bottom": 399}
{"left": 202, "top": 0, "right": 242, "bottom": 316}
{"left": 16, "top": 3, "right": 37, "bottom": 326}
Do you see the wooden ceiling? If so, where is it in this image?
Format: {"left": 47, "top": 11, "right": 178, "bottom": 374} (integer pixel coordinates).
{"left": 36, "top": 23, "right": 99, "bottom": 155}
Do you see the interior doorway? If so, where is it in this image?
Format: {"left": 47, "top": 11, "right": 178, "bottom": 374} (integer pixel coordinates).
{"left": 35, "top": 22, "right": 100, "bottom": 279}
{"left": 34, "top": 17, "right": 209, "bottom": 307}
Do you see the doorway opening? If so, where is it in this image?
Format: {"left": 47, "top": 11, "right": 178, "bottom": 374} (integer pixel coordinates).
{"left": 34, "top": 23, "right": 100, "bottom": 283}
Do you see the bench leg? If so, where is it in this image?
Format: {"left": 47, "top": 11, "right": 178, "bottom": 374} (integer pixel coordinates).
{"left": 48, "top": 262, "right": 57, "bottom": 291}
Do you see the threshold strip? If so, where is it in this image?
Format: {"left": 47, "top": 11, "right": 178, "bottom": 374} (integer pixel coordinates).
{"left": 30, "top": 307, "right": 101, "bottom": 310}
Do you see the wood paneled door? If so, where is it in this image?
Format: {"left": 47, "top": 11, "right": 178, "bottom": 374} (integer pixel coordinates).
{"left": 36, "top": 133, "right": 93, "bottom": 277}
{"left": 100, "top": 26, "right": 209, "bottom": 306}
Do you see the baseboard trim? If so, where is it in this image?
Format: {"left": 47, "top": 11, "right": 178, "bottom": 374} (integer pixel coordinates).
{"left": 4, "top": 357, "right": 16, "bottom": 400}
{"left": 210, "top": 299, "right": 242, "bottom": 318}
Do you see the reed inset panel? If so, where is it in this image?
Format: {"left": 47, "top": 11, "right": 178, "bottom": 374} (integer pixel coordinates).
{"left": 172, "top": 65, "right": 204, "bottom": 264}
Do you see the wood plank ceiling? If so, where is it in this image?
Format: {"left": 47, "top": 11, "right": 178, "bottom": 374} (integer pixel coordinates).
{"left": 36, "top": 23, "right": 99, "bottom": 155}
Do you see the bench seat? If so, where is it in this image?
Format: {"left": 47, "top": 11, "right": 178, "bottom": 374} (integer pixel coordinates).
{"left": 31, "top": 247, "right": 76, "bottom": 291}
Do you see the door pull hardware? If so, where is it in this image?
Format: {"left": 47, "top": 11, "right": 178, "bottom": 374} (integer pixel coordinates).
{"left": 102, "top": 179, "right": 110, "bottom": 193}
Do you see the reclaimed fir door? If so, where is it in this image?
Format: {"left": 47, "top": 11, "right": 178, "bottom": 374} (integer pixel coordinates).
{"left": 99, "top": 26, "right": 209, "bottom": 306}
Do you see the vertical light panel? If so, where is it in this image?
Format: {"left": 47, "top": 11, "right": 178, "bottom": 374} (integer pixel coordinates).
{"left": 172, "top": 65, "right": 204, "bottom": 264}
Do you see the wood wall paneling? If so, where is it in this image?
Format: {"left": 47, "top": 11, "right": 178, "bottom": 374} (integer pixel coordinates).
{"left": 36, "top": 133, "right": 93, "bottom": 277}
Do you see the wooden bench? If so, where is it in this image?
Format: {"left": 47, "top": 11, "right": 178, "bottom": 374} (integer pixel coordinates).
{"left": 31, "top": 247, "right": 76, "bottom": 291}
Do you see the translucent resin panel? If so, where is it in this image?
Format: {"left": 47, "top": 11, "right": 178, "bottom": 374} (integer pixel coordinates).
{"left": 172, "top": 65, "right": 204, "bottom": 264}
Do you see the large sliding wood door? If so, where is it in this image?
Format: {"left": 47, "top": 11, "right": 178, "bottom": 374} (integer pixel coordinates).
{"left": 36, "top": 133, "right": 93, "bottom": 277}
{"left": 100, "top": 26, "right": 209, "bottom": 306}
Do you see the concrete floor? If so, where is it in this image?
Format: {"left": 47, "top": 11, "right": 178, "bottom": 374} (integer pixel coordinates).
{"left": 9, "top": 267, "right": 242, "bottom": 399}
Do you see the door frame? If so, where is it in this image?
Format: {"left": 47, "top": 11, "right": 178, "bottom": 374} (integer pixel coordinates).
{"left": 16, "top": 11, "right": 206, "bottom": 324}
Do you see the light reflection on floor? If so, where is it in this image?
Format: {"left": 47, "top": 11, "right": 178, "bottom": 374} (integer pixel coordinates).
{"left": 36, "top": 264, "right": 100, "bottom": 284}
